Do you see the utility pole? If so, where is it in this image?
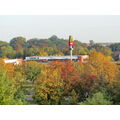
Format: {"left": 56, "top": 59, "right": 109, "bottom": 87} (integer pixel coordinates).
{"left": 69, "top": 35, "right": 74, "bottom": 61}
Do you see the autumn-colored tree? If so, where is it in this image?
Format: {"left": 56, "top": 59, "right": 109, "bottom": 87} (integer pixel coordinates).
{"left": 74, "top": 62, "right": 84, "bottom": 75}
{"left": 10, "top": 36, "right": 26, "bottom": 58}
{"left": 85, "top": 51, "right": 118, "bottom": 82}
{"left": 5, "top": 63, "right": 15, "bottom": 77}
{"left": 61, "top": 61, "right": 81, "bottom": 90}
{"left": 50, "top": 61, "right": 82, "bottom": 103}
{"left": 0, "top": 60, "right": 14, "bottom": 77}
{"left": 39, "top": 50, "right": 48, "bottom": 56}
{"left": 73, "top": 51, "right": 119, "bottom": 101}
{"left": 77, "top": 74, "right": 99, "bottom": 100}
{"left": 34, "top": 64, "right": 64, "bottom": 105}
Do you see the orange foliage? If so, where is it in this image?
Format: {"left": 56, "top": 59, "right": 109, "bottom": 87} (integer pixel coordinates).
{"left": 85, "top": 51, "right": 118, "bottom": 81}
{"left": 50, "top": 61, "right": 81, "bottom": 85}
{"left": 0, "top": 60, "right": 14, "bottom": 77}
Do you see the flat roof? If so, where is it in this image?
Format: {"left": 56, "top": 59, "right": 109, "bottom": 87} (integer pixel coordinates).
{"left": 25, "top": 55, "right": 88, "bottom": 60}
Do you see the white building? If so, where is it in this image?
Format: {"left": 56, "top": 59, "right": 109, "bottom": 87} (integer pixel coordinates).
{"left": 25, "top": 55, "right": 89, "bottom": 63}
{"left": 3, "top": 59, "right": 22, "bottom": 65}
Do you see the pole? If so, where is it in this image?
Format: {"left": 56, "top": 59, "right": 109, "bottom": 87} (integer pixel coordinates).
{"left": 69, "top": 35, "right": 74, "bottom": 61}
{"left": 70, "top": 46, "right": 73, "bottom": 61}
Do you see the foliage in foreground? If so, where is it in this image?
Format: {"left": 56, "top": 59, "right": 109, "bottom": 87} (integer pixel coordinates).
{"left": 79, "top": 92, "right": 112, "bottom": 105}
{"left": 0, "top": 62, "right": 26, "bottom": 105}
{"left": 0, "top": 51, "right": 120, "bottom": 105}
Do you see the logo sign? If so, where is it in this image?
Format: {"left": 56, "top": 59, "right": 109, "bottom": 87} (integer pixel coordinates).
{"left": 69, "top": 35, "right": 74, "bottom": 49}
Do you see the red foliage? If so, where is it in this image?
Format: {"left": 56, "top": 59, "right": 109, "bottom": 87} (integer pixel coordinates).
{"left": 80, "top": 74, "right": 98, "bottom": 92}
{"left": 61, "top": 61, "right": 81, "bottom": 85}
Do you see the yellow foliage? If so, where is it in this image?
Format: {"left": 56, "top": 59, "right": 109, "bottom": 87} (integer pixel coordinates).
{"left": 0, "top": 60, "right": 14, "bottom": 77}
{"left": 85, "top": 51, "right": 118, "bottom": 81}
{"left": 39, "top": 51, "right": 48, "bottom": 56}
{"left": 35, "top": 64, "right": 63, "bottom": 104}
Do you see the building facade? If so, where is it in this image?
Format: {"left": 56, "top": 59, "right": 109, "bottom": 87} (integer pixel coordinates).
{"left": 25, "top": 55, "right": 89, "bottom": 63}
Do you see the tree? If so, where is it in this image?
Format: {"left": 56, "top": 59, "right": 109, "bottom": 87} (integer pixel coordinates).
{"left": 77, "top": 74, "right": 99, "bottom": 100}
{"left": 39, "top": 50, "right": 48, "bottom": 56}
{"left": 0, "top": 71, "right": 15, "bottom": 104}
{"left": 24, "top": 61, "right": 43, "bottom": 83}
{"left": 61, "top": 89, "right": 78, "bottom": 105}
{"left": 34, "top": 64, "right": 64, "bottom": 105}
{"left": 0, "top": 64, "right": 25, "bottom": 105}
{"left": 79, "top": 92, "right": 112, "bottom": 105}
{"left": 85, "top": 51, "right": 118, "bottom": 82}
{"left": 107, "top": 81, "right": 120, "bottom": 104}
{"left": 61, "top": 61, "right": 81, "bottom": 92}
{"left": 109, "top": 43, "right": 120, "bottom": 52}
{"left": 0, "top": 44, "right": 15, "bottom": 58}
{"left": 74, "top": 61, "right": 84, "bottom": 75}
{"left": 10, "top": 36, "right": 26, "bottom": 58}
{"left": 73, "top": 46, "right": 89, "bottom": 55}
{"left": 88, "top": 44, "right": 112, "bottom": 56}
{"left": 1, "top": 46, "right": 15, "bottom": 58}
{"left": 73, "top": 41, "right": 89, "bottom": 55}
{"left": 0, "top": 41, "right": 9, "bottom": 47}
{"left": 10, "top": 36, "right": 26, "bottom": 50}
{"left": 27, "top": 38, "right": 41, "bottom": 48}
{"left": 26, "top": 47, "right": 40, "bottom": 56}
{"left": 0, "top": 60, "right": 15, "bottom": 78}
{"left": 49, "top": 35, "right": 58, "bottom": 40}
{"left": 112, "top": 51, "right": 120, "bottom": 61}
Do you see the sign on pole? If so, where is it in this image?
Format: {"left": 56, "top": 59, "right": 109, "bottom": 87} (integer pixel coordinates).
{"left": 69, "top": 35, "right": 74, "bottom": 61}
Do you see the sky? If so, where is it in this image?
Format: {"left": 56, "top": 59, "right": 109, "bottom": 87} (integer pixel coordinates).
{"left": 0, "top": 15, "right": 120, "bottom": 43}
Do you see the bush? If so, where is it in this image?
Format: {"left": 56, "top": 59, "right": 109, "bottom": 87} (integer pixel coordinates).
{"left": 79, "top": 92, "right": 112, "bottom": 105}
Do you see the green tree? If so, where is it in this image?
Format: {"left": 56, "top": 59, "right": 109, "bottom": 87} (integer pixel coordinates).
{"left": 79, "top": 92, "right": 112, "bottom": 105}
{"left": 26, "top": 47, "right": 40, "bottom": 56}
{"left": 10, "top": 36, "right": 26, "bottom": 58}
{"left": 61, "top": 89, "right": 78, "bottom": 105}
{"left": 0, "top": 71, "right": 15, "bottom": 104}
{"left": 73, "top": 41, "right": 89, "bottom": 55}
{"left": 0, "top": 41, "right": 9, "bottom": 47}
{"left": 0, "top": 68, "right": 25, "bottom": 105}
{"left": 88, "top": 44, "right": 112, "bottom": 56}
{"left": 24, "top": 61, "right": 43, "bottom": 83}
{"left": 107, "top": 81, "right": 120, "bottom": 105}
{"left": 0, "top": 45, "right": 15, "bottom": 58}
{"left": 109, "top": 43, "right": 120, "bottom": 52}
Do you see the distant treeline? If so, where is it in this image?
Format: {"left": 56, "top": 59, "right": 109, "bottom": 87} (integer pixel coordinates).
{"left": 0, "top": 35, "right": 120, "bottom": 60}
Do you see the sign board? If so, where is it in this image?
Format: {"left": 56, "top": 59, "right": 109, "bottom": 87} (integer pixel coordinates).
{"left": 69, "top": 35, "right": 74, "bottom": 50}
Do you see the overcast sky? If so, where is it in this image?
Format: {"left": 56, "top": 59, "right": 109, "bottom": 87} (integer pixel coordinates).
{"left": 0, "top": 15, "right": 120, "bottom": 43}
